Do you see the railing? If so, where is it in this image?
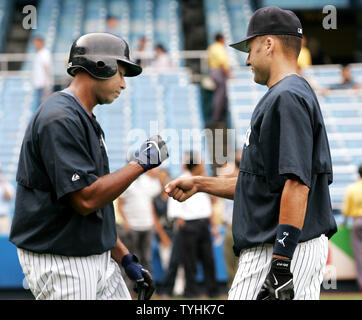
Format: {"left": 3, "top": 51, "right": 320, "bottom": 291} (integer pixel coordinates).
{"left": 0, "top": 50, "right": 215, "bottom": 82}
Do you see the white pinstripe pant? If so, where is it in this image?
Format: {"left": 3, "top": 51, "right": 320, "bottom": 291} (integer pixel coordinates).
{"left": 228, "top": 234, "right": 328, "bottom": 300}
{"left": 17, "top": 248, "right": 131, "bottom": 300}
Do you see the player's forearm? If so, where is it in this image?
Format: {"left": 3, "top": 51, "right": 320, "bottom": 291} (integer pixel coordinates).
{"left": 278, "top": 178, "right": 309, "bottom": 230}
{"left": 194, "top": 176, "right": 237, "bottom": 200}
{"left": 111, "top": 237, "right": 130, "bottom": 264}
{"left": 68, "top": 161, "right": 144, "bottom": 215}
{"left": 273, "top": 178, "right": 309, "bottom": 260}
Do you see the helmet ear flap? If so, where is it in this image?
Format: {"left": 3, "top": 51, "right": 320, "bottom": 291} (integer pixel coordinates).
{"left": 93, "top": 57, "right": 118, "bottom": 78}
{"left": 96, "top": 60, "right": 106, "bottom": 68}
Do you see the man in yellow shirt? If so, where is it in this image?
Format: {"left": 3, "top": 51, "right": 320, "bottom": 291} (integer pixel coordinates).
{"left": 207, "top": 33, "right": 231, "bottom": 123}
{"left": 297, "top": 36, "right": 312, "bottom": 69}
{"left": 342, "top": 165, "right": 362, "bottom": 290}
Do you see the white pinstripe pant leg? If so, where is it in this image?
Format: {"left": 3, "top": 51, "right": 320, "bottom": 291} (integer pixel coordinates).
{"left": 228, "top": 244, "right": 272, "bottom": 300}
{"left": 228, "top": 235, "right": 328, "bottom": 300}
{"left": 97, "top": 255, "right": 131, "bottom": 300}
{"left": 18, "top": 249, "right": 100, "bottom": 299}
{"left": 17, "top": 249, "right": 131, "bottom": 300}
{"left": 291, "top": 234, "right": 329, "bottom": 300}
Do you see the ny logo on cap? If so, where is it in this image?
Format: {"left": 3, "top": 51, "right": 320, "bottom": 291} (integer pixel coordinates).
{"left": 297, "top": 28, "right": 303, "bottom": 34}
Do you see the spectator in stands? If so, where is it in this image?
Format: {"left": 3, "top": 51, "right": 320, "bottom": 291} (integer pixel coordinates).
{"left": 135, "top": 36, "right": 148, "bottom": 67}
{"left": 207, "top": 33, "right": 230, "bottom": 124}
{"left": 0, "top": 164, "right": 15, "bottom": 234}
{"left": 32, "top": 36, "right": 53, "bottom": 108}
{"left": 329, "top": 64, "right": 360, "bottom": 90}
{"left": 342, "top": 165, "right": 362, "bottom": 291}
{"left": 167, "top": 152, "right": 219, "bottom": 298}
{"left": 106, "top": 15, "right": 119, "bottom": 35}
{"left": 150, "top": 44, "right": 173, "bottom": 70}
{"left": 297, "top": 36, "right": 312, "bottom": 69}
{"left": 320, "top": 64, "right": 361, "bottom": 96}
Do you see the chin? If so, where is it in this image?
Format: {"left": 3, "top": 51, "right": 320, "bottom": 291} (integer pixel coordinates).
{"left": 254, "top": 76, "right": 267, "bottom": 86}
{"left": 98, "top": 97, "right": 115, "bottom": 105}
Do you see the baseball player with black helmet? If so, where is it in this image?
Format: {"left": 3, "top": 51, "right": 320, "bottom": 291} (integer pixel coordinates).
{"left": 165, "top": 6, "right": 337, "bottom": 300}
{"left": 9, "top": 33, "right": 168, "bottom": 300}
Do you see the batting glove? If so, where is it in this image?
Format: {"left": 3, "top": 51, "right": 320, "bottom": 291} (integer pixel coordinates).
{"left": 134, "top": 135, "right": 168, "bottom": 171}
{"left": 121, "top": 254, "right": 155, "bottom": 300}
{"left": 256, "top": 257, "right": 294, "bottom": 300}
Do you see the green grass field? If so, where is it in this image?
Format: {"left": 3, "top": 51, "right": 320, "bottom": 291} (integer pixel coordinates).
{"left": 320, "top": 293, "right": 362, "bottom": 300}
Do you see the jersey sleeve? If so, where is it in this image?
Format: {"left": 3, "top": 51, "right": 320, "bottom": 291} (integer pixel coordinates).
{"left": 38, "top": 116, "right": 99, "bottom": 200}
{"left": 259, "top": 91, "right": 313, "bottom": 191}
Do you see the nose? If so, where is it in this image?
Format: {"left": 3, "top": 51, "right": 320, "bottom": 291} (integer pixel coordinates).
{"left": 246, "top": 53, "right": 251, "bottom": 67}
{"left": 120, "top": 76, "right": 126, "bottom": 90}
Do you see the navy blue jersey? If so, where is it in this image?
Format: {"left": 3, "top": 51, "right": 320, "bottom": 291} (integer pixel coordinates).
{"left": 232, "top": 75, "right": 337, "bottom": 256}
{"left": 9, "top": 90, "right": 117, "bottom": 256}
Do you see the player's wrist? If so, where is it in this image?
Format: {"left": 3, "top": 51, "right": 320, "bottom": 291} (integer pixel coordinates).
{"left": 128, "top": 161, "right": 147, "bottom": 173}
{"left": 192, "top": 175, "right": 203, "bottom": 193}
{"left": 272, "top": 254, "right": 291, "bottom": 260}
{"left": 273, "top": 224, "right": 301, "bottom": 259}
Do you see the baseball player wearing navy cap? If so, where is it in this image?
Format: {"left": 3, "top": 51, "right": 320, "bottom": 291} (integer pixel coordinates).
{"left": 165, "top": 6, "right": 337, "bottom": 300}
{"left": 9, "top": 33, "right": 168, "bottom": 300}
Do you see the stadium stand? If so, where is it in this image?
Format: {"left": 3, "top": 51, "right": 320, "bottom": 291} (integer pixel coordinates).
{"left": 203, "top": 0, "right": 252, "bottom": 67}
{"left": 21, "top": 0, "right": 184, "bottom": 77}
{"left": 0, "top": 0, "right": 15, "bottom": 53}
{"left": 0, "top": 76, "right": 36, "bottom": 217}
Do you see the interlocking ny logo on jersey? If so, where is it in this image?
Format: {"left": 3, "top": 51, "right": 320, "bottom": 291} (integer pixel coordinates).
{"left": 72, "top": 173, "right": 80, "bottom": 182}
{"left": 277, "top": 232, "right": 289, "bottom": 247}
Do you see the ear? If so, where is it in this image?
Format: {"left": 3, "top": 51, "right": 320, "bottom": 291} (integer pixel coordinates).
{"left": 265, "top": 36, "right": 275, "bottom": 56}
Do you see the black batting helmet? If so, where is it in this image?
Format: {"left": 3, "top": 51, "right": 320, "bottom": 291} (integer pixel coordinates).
{"left": 67, "top": 33, "right": 142, "bottom": 79}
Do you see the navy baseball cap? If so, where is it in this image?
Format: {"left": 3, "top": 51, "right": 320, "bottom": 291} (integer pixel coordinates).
{"left": 230, "top": 6, "right": 303, "bottom": 53}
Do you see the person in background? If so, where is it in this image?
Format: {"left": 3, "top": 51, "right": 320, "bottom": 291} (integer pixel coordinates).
{"left": 117, "top": 168, "right": 161, "bottom": 274}
{"left": 206, "top": 33, "right": 230, "bottom": 124}
{"left": 135, "top": 36, "right": 148, "bottom": 67}
{"left": 106, "top": 15, "right": 119, "bottom": 35}
{"left": 0, "top": 165, "right": 15, "bottom": 234}
{"left": 329, "top": 64, "right": 360, "bottom": 90}
{"left": 320, "top": 64, "right": 361, "bottom": 96}
{"left": 342, "top": 165, "right": 362, "bottom": 291}
{"left": 151, "top": 44, "right": 173, "bottom": 70}
{"left": 152, "top": 169, "right": 173, "bottom": 294}
{"left": 153, "top": 169, "right": 173, "bottom": 266}
{"left": 32, "top": 36, "right": 53, "bottom": 108}
{"left": 167, "top": 152, "right": 219, "bottom": 298}
{"left": 297, "top": 36, "right": 312, "bottom": 69}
